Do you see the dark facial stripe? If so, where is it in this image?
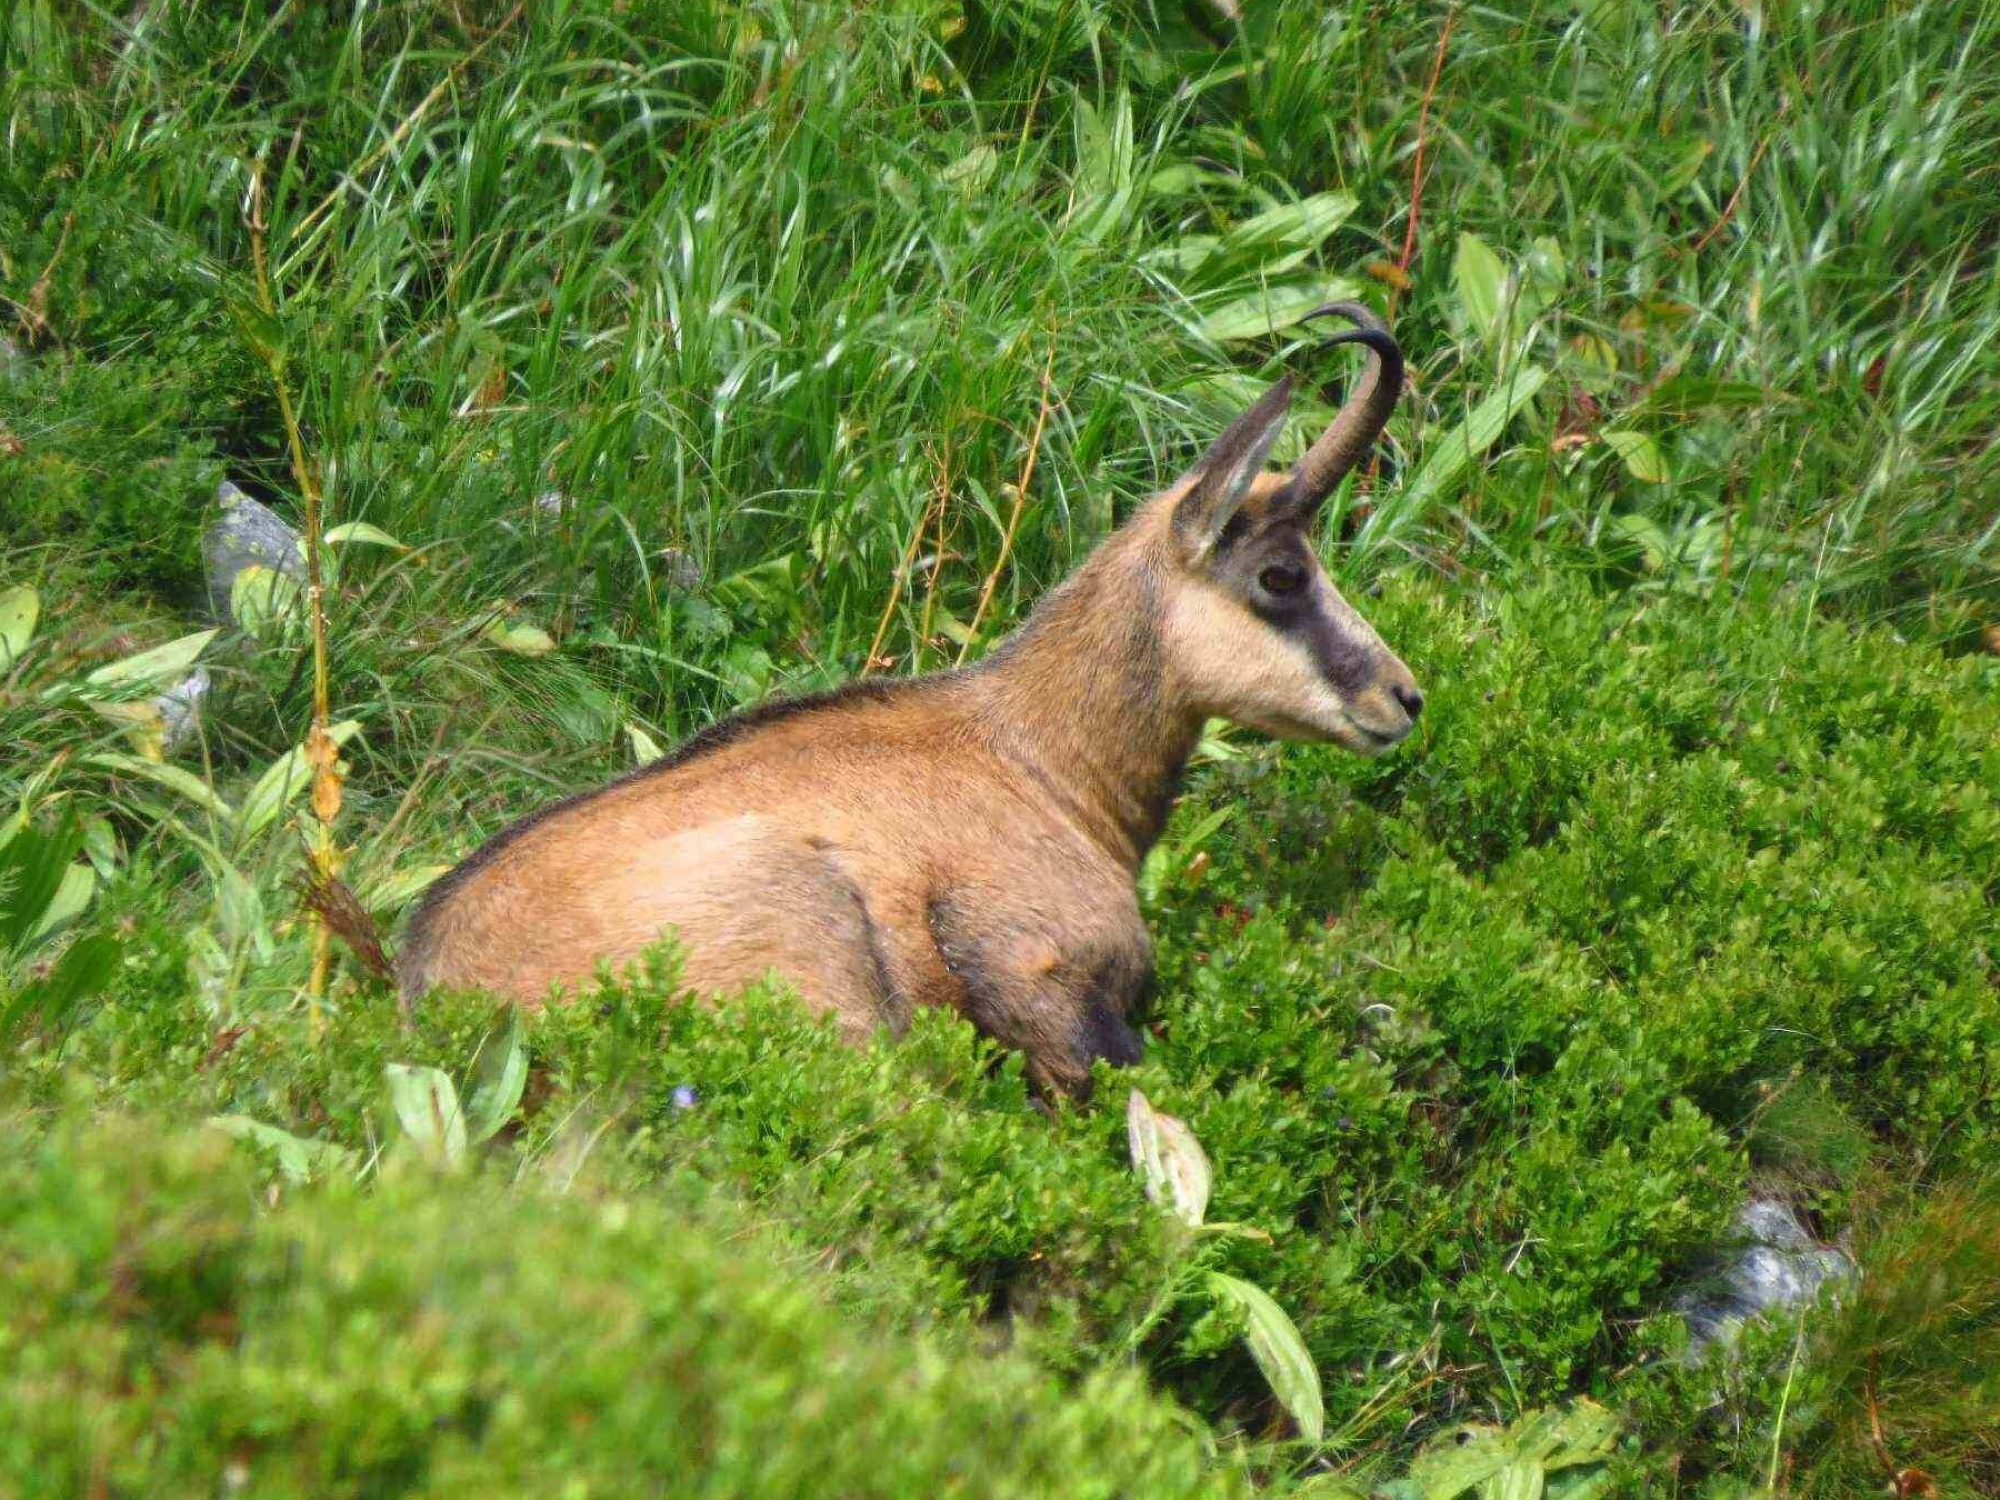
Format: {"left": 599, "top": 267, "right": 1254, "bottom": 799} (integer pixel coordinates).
{"left": 1249, "top": 590, "right": 1375, "bottom": 697}
{"left": 1294, "top": 598, "right": 1377, "bottom": 696}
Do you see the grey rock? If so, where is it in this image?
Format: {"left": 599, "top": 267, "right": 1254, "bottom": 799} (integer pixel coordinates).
{"left": 657, "top": 547, "right": 702, "bottom": 591}
{"left": 204, "top": 481, "right": 303, "bottom": 624}
{"left": 152, "top": 668, "right": 210, "bottom": 755}
{"left": 1677, "top": 1196, "right": 1856, "bottom": 1359}
{"left": 1734, "top": 1197, "right": 1819, "bottom": 1253}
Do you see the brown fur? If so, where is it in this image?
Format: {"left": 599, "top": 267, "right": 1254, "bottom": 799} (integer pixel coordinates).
{"left": 401, "top": 373, "right": 1422, "bottom": 1096}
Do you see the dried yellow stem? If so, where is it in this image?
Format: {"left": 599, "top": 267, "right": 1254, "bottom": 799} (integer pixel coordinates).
{"left": 247, "top": 159, "right": 341, "bottom": 1040}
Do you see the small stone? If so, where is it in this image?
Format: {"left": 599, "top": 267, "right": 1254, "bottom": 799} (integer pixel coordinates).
{"left": 535, "top": 489, "right": 567, "bottom": 516}
{"left": 1675, "top": 1196, "right": 1856, "bottom": 1360}
{"left": 204, "top": 481, "right": 303, "bottom": 624}
{"left": 657, "top": 547, "right": 702, "bottom": 592}
{"left": 153, "top": 668, "right": 210, "bottom": 754}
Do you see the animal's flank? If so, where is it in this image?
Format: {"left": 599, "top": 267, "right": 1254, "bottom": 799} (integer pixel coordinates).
{"left": 401, "top": 675, "right": 922, "bottom": 982}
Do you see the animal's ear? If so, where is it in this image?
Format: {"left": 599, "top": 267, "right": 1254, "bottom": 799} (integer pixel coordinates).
{"left": 1171, "top": 375, "right": 1293, "bottom": 566}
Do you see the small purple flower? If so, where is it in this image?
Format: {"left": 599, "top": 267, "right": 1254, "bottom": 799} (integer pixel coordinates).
{"left": 670, "top": 1084, "right": 700, "bottom": 1112}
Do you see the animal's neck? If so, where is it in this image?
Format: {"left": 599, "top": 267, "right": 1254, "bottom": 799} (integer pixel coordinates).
{"left": 969, "top": 532, "right": 1202, "bottom": 872}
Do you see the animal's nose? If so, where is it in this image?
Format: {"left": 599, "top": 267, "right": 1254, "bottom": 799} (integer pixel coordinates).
{"left": 1392, "top": 682, "right": 1425, "bottom": 720}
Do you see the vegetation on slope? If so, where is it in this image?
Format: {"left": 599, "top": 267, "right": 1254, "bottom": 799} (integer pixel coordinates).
{"left": 3, "top": 1, "right": 1997, "bottom": 1495}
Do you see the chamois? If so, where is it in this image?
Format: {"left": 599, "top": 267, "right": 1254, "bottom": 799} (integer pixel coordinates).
{"left": 401, "top": 303, "right": 1422, "bottom": 1096}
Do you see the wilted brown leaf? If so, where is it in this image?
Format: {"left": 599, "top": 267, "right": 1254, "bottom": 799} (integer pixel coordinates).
{"left": 1364, "top": 259, "right": 1414, "bottom": 290}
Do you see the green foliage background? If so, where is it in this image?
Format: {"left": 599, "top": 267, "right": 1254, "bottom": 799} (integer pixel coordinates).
{"left": 2, "top": 0, "right": 1997, "bottom": 1496}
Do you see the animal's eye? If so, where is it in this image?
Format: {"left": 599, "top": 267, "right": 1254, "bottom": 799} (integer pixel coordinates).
{"left": 1258, "top": 564, "right": 1306, "bottom": 597}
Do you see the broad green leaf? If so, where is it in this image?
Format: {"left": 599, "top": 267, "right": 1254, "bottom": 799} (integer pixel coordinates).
{"left": 208, "top": 1114, "right": 357, "bottom": 1184}
{"left": 711, "top": 552, "right": 801, "bottom": 610}
{"left": 84, "top": 628, "right": 218, "bottom": 691}
{"left": 1521, "top": 1401, "right": 1621, "bottom": 1469}
{"left": 1453, "top": 232, "right": 1506, "bottom": 338}
{"left": 1200, "top": 278, "right": 1364, "bottom": 343}
{"left": 1526, "top": 235, "right": 1567, "bottom": 293}
{"left": 1, "top": 932, "right": 120, "bottom": 1045}
{"left": 360, "top": 863, "right": 453, "bottom": 912}
{"left": 718, "top": 642, "right": 775, "bottom": 705}
{"left": 1206, "top": 1273, "right": 1324, "bottom": 1443}
{"left": 1290, "top": 1478, "right": 1369, "bottom": 1499}
{"left": 1067, "top": 90, "right": 1137, "bottom": 244}
{"left": 1195, "top": 1221, "right": 1273, "bottom": 1243}
{"left": 1543, "top": 1469, "right": 1616, "bottom": 1500}
{"left": 1518, "top": 237, "right": 1567, "bottom": 323}
{"left": 627, "top": 723, "right": 665, "bottom": 766}
{"left": 236, "top": 719, "right": 362, "bottom": 840}
{"left": 483, "top": 617, "right": 557, "bottom": 656}
{"left": 226, "top": 292, "right": 287, "bottom": 368}
{"left": 79, "top": 815, "right": 120, "bottom": 877}
{"left": 90, "top": 699, "right": 166, "bottom": 760}
{"left": 385, "top": 1063, "right": 468, "bottom": 1170}
{"left": 933, "top": 611, "right": 979, "bottom": 648}
{"left": 1217, "top": 191, "right": 1358, "bottom": 260}
{"left": 1191, "top": 722, "right": 1244, "bottom": 765}
{"left": 85, "top": 754, "right": 233, "bottom": 819}
{"left": 464, "top": 1009, "right": 529, "bottom": 1145}
{"left": 1406, "top": 1406, "right": 1619, "bottom": 1500}
{"left": 0, "top": 812, "right": 83, "bottom": 955}
{"left": 1397, "top": 365, "right": 1551, "bottom": 515}
{"left": 324, "top": 521, "right": 409, "bottom": 550}
{"left": 231, "top": 564, "right": 304, "bottom": 632}
{"left": 1481, "top": 1461, "right": 1546, "bottom": 1500}
{"left": 1608, "top": 512, "right": 1671, "bottom": 571}
{"left": 942, "top": 143, "right": 998, "bottom": 197}
{"left": 1143, "top": 163, "right": 1238, "bottom": 200}
{"left": 1601, "top": 428, "right": 1670, "bottom": 483}
{"left": 209, "top": 850, "right": 269, "bottom": 956}
{"left": 1143, "top": 235, "right": 1220, "bottom": 275}
{"left": 1126, "top": 1089, "right": 1211, "bottom": 1228}
{"left": 1406, "top": 1425, "right": 1513, "bottom": 1500}
{"left": 0, "top": 585, "right": 38, "bottom": 667}
{"left": 28, "top": 860, "right": 94, "bottom": 947}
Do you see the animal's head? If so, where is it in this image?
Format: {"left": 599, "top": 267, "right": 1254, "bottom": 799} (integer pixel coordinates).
{"left": 1155, "top": 303, "right": 1422, "bottom": 755}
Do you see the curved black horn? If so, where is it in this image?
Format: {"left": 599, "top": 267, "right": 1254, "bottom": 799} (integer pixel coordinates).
{"left": 1278, "top": 301, "right": 1403, "bottom": 517}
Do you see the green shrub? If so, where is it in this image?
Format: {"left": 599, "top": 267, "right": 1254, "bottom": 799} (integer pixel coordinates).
{"left": 0, "top": 1116, "right": 1247, "bottom": 1500}
{"left": 9, "top": 0, "right": 2000, "bottom": 1484}
{"left": 26, "top": 572, "right": 1994, "bottom": 1475}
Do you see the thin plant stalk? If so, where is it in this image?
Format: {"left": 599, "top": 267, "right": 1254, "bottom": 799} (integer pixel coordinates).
{"left": 247, "top": 160, "right": 342, "bottom": 1039}
{"left": 958, "top": 333, "right": 1057, "bottom": 665}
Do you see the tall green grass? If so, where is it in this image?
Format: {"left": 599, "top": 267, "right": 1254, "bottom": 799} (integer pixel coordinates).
{"left": 3, "top": 1, "right": 1998, "bottom": 1493}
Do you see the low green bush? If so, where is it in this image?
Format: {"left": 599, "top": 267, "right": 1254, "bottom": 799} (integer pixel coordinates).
{"left": 24, "top": 572, "right": 1992, "bottom": 1492}
{"left": 0, "top": 1116, "right": 1247, "bottom": 1500}
{"left": 27, "top": 572, "right": 1984, "bottom": 1496}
